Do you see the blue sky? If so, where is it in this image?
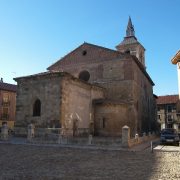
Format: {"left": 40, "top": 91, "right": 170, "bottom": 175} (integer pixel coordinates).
{"left": 0, "top": 0, "right": 179, "bottom": 96}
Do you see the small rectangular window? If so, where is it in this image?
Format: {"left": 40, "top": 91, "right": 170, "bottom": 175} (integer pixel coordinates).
{"left": 167, "top": 105, "right": 172, "bottom": 112}
{"left": 168, "top": 115, "right": 173, "bottom": 120}
{"left": 2, "top": 107, "right": 8, "bottom": 114}
{"left": 103, "top": 118, "right": 105, "bottom": 128}
{"left": 1, "top": 107, "right": 9, "bottom": 120}
{"left": 102, "top": 118, "right": 106, "bottom": 129}
{"left": 167, "top": 115, "right": 173, "bottom": 123}
{"left": 173, "top": 106, "right": 176, "bottom": 111}
{"left": 3, "top": 93, "right": 9, "bottom": 102}
{"left": 167, "top": 124, "right": 173, "bottom": 128}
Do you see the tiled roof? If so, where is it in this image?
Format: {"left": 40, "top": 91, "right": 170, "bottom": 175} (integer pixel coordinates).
{"left": 156, "top": 95, "right": 179, "bottom": 105}
{"left": 119, "top": 36, "right": 138, "bottom": 45}
{"left": 14, "top": 71, "right": 105, "bottom": 90}
{"left": 0, "top": 82, "right": 17, "bottom": 92}
{"left": 131, "top": 55, "right": 154, "bottom": 85}
{"left": 47, "top": 42, "right": 154, "bottom": 86}
{"left": 47, "top": 42, "right": 123, "bottom": 70}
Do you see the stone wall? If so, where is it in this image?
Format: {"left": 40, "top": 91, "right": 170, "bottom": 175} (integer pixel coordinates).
{"left": 61, "top": 76, "right": 105, "bottom": 136}
{"left": 47, "top": 43, "right": 155, "bottom": 136}
{"left": 116, "top": 42, "right": 145, "bottom": 68}
{"left": 49, "top": 53, "right": 133, "bottom": 102}
{"left": 47, "top": 43, "right": 123, "bottom": 72}
{"left": 94, "top": 102, "right": 135, "bottom": 136}
{"left": 121, "top": 125, "right": 157, "bottom": 148}
{"left": 15, "top": 72, "right": 105, "bottom": 136}
{"left": 131, "top": 60, "right": 155, "bottom": 134}
{"left": 15, "top": 73, "right": 62, "bottom": 129}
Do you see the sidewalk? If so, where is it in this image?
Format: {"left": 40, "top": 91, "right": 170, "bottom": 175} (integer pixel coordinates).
{"left": 0, "top": 136, "right": 159, "bottom": 152}
{"left": 130, "top": 138, "right": 160, "bottom": 151}
{"left": 130, "top": 141, "right": 152, "bottom": 151}
{"left": 154, "top": 144, "right": 180, "bottom": 152}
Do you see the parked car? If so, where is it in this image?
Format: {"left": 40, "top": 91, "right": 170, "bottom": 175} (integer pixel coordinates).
{"left": 160, "top": 128, "right": 179, "bottom": 146}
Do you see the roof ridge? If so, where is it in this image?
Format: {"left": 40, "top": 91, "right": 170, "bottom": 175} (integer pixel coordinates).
{"left": 0, "top": 81, "right": 16, "bottom": 86}
{"left": 47, "top": 42, "right": 123, "bottom": 70}
{"left": 47, "top": 43, "right": 84, "bottom": 70}
{"left": 131, "top": 55, "right": 154, "bottom": 86}
{"left": 157, "top": 95, "right": 179, "bottom": 105}
{"left": 158, "top": 94, "right": 179, "bottom": 97}
{"left": 83, "top": 42, "right": 121, "bottom": 53}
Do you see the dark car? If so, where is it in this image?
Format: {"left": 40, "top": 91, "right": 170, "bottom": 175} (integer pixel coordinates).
{"left": 160, "top": 128, "right": 179, "bottom": 146}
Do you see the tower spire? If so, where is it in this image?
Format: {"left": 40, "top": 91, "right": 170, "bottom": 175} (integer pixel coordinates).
{"left": 116, "top": 17, "right": 146, "bottom": 68}
{"left": 126, "top": 16, "right": 135, "bottom": 37}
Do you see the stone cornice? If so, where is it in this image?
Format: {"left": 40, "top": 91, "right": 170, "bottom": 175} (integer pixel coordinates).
{"left": 171, "top": 50, "right": 180, "bottom": 64}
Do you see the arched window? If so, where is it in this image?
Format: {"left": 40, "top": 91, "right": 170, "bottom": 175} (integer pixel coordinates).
{"left": 79, "top": 70, "right": 90, "bottom": 82}
{"left": 33, "top": 99, "right": 41, "bottom": 116}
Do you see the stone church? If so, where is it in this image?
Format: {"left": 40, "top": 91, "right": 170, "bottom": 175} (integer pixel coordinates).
{"left": 14, "top": 17, "right": 156, "bottom": 137}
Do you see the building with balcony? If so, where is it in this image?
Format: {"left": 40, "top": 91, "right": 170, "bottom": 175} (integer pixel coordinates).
{"left": 157, "top": 95, "right": 180, "bottom": 132}
{"left": 0, "top": 79, "right": 17, "bottom": 129}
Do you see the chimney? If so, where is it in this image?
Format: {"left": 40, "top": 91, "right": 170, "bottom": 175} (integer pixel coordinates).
{"left": 1, "top": 78, "right": 3, "bottom": 82}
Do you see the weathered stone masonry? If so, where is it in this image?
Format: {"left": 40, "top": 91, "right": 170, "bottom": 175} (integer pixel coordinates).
{"left": 14, "top": 72, "right": 105, "bottom": 136}
{"left": 14, "top": 17, "right": 156, "bottom": 137}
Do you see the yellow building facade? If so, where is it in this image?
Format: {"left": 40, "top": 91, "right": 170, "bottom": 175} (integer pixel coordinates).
{"left": 0, "top": 79, "right": 17, "bottom": 129}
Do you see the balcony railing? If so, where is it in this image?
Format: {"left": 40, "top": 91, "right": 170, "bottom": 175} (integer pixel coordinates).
{"left": 167, "top": 119, "right": 173, "bottom": 123}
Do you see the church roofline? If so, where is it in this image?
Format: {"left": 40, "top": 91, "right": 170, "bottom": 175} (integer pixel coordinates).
{"left": 47, "top": 42, "right": 123, "bottom": 70}
{"left": 14, "top": 71, "right": 106, "bottom": 91}
{"left": 83, "top": 42, "right": 120, "bottom": 53}
{"left": 116, "top": 37, "right": 145, "bottom": 51}
{"left": 116, "top": 17, "right": 145, "bottom": 52}
{"left": 131, "top": 55, "right": 155, "bottom": 86}
{"left": 13, "top": 71, "right": 59, "bottom": 81}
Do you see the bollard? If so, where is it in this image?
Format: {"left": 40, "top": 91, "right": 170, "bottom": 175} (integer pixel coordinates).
{"left": 122, "top": 125, "right": 130, "bottom": 148}
{"left": 151, "top": 141, "right": 153, "bottom": 153}
{"left": 57, "top": 134, "right": 62, "bottom": 144}
{"left": 88, "top": 134, "right": 93, "bottom": 145}
{"left": 1, "top": 124, "right": 8, "bottom": 140}
{"left": 27, "top": 123, "right": 35, "bottom": 142}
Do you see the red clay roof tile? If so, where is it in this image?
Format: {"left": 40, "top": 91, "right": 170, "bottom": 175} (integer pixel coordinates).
{"left": 0, "top": 82, "right": 17, "bottom": 92}
{"left": 157, "top": 95, "right": 179, "bottom": 105}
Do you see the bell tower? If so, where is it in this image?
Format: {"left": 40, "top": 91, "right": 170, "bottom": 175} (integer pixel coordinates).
{"left": 116, "top": 17, "right": 146, "bottom": 68}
